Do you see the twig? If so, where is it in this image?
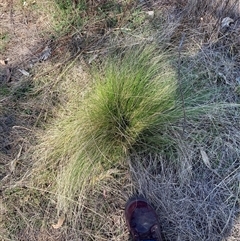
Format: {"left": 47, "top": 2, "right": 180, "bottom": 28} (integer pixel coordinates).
{"left": 177, "top": 33, "right": 186, "bottom": 135}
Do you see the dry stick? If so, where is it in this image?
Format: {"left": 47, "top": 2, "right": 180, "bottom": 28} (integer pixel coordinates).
{"left": 177, "top": 33, "right": 186, "bottom": 135}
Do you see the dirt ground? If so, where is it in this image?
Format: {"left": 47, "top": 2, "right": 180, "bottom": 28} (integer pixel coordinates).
{"left": 0, "top": 2, "right": 56, "bottom": 238}
{"left": 0, "top": 0, "right": 50, "bottom": 180}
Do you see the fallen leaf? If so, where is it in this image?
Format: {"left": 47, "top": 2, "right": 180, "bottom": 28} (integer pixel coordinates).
{"left": 5, "top": 68, "right": 11, "bottom": 82}
{"left": 146, "top": 11, "right": 154, "bottom": 18}
{"left": 10, "top": 159, "right": 18, "bottom": 173}
{"left": 221, "top": 17, "right": 234, "bottom": 28}
{"left": 10, "top": 146, "right": 23, "bottom": 173}
{"left": 200, "top": 148, "right": 211, "bottom": 169}
{"left": 88, "top": 54, "right": 98, "bottom": 64}
{"left": 39, "top": 46, "right": 51, "bottom": 62}
{"left": 103, "top": 189, "right": 107, "bottom": 198}
{"left": 0, "top": 60, "right": 6, "bottom": 65}
{"left": 52, "top": 215, "right": 65, "bottom": 229}
{"left": 18, "top": 69, "right": 30, "bottom": 76}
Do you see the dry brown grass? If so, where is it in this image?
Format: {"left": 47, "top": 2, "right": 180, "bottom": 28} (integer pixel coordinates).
{"left": 130, "top": 108, "right": 240, "bottom": 240}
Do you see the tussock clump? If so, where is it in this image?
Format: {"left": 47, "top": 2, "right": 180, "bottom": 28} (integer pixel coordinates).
{"left": 32, "top": 45, "right": 215, "bottom": 213}
{"left": 83, "top": 47, "right": 179, "bottom": 158}
{"left": 34, "top": 46, "right": 179, "bottom": 212}
{"left": 31, "top": 42, "right": 236, "bottom": 221}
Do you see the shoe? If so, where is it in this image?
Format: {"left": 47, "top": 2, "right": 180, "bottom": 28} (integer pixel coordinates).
{"left": 125, "top": 196, "right": 163, "bottom": 241}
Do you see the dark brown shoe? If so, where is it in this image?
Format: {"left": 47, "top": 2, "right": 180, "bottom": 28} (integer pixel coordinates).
{"left": 125, "top": 196, "right": 163, "bottom": 241}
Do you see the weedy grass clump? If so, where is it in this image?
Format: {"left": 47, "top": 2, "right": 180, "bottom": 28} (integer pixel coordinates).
{"left": 33, "top": 46, "right": 179, "bottom": 211}
{"left": 83, "top": 48, "right": 179, "bottom": 157}
{"left": 32, "top": 45, "right": 221, "bottom": 213}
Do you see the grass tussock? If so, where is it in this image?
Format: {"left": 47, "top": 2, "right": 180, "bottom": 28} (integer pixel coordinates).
{"left": 33, "top": 46, "right": 178, "bottom": 212}
{"left": 28, "top": 47, "right": 197, "bottom": 211}
{"left": 32, "top": 45, "right": 231, "bottom": 213}
{"left": 85, "top": 48, "right": 179, "bottom": 156}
